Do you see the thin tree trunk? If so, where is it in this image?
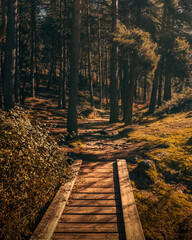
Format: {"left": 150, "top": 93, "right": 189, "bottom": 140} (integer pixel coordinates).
{"left": 125, "top": 55, "right": 135, "bottom": 125}
{"left": 158, "top": 66, "right": 163, "bottom": 106}
{"left": 0, "top": 43, "right": 2, "bottom": 108}
{"left": 98, "top": 15, "right": 102, "bottom": 108}
{"left": 87, "top": 3, "right": 94, "bottom": 107}
{"left": 143, "top": 74, "right": 147, "bottom": 103}
{"left": 4, "top": 0, "right": 16, "bottom": 110}
{"left": 122, "top": 57, "right": 129, "bottom": 121}
{"left": 30, "top": 0, "right": 35, "bottom": 97}
{"left": 164, "top": 73, "right": 171, "bottom": 101}
{"left": 149, "top": 65, "right": 160, "bottom": 113}
{"left": 110, "top": 0, "right": 119, "bottom": 122}
{"left": 14, "top": 0, "right": 19, "bottom": 103}
{"left": 67, "top": 0, "right": 81, "bottom": 133}
{"left": 58, "top": 0, "right": 63, "bottom": 108}
{"left": 0, "top": 0, "right": 7, "bottom": 41}
{"left": 105, "top": 46, "right": 109, "bottom": 107}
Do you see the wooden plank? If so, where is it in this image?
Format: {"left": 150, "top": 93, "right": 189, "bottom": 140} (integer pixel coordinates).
{"left": 67, "top": 199, "right": 121, "bottom": 206}
{"left": 72, "top": 187, "right": 116, "bottom": 194}
{"left": 70, "top": 193, "right": 120, "bottom": 200}
{"left": 51, "top": 233, "right": 125, "bottom": 240}
{"left": 59, "top": 214, "right": 124, "bottom": 223}
{"left": 79, "top": 173, "right": 113, "bottom": 178}
{"left": 74, "top": 182, "right": 114, "bottom": 188}
{"left": 117, "top": 159, "right": 145, "bottom": 240}
{"left": 82, "top": 162, "right": 114, "bottom": 168}
{"left": 80, "top": 168, "right": 113, "bottom": 173}
{"left": 64, "top": 206, "right": 122, "bottom": 214}
{"left": 76, "top": 177, "right": 114, "bottom": 184}
{"left": 54, "top": 223, "right": 123, "bottom": 233}
{"left": 30, "top": 160, "right": 82, "bottom": 240}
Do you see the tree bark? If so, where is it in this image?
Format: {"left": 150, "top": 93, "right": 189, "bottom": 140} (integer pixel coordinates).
{"left": 164, "top": 72, "right": 171, "bottom": 101}
{"left": 98, "top": 15, "right": 102, "bottom": 108}
{"left": 143, "top": 72, "right": 147, "bottom": 103}
{"left": 58, "top": 0, "right": 63, "bottom": 109}
{"left": 125, "top": 54, "right": 135, "bottom": 125}
{"left": 149, "top": 65, "right": 160, "bottom": 113}
{"left": 14, "top": 0, "right": 19, "bottom": 103}
{"left": 87, "top": 2, "right": 94, "bottom": 107}
{"left": 30, "top": 0, "right": 35, "bottom": 97}
{"left": 67, "top": 0, "right": 81, "bottom": 133}
{"left": 0, "top": 0, "right": 7, "bottom": 42}
{"left": 110, "top": 0, "right": 119, "bottom": 122}
{"left": 4, "top": 0, "right": 16, "bottom": 110}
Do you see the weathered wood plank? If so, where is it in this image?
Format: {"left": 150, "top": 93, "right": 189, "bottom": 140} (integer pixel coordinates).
{"left": 59, "top": 214, "right": 124, "bottom": 223}
{"left": 76, "top": 177, "right": 114, "bottom": 184}
{"left": 70, "top": 193, "right": 120, "bottom": 200}
{"left": 51, "top": 233, "right": 125, "bottom": 240}
{"left": 54, "top": 222, "right": 123, "bottom": 233}
{"left": 30, "top": 160, "right": 82, "bottom": 240}
{"left": 82, "top": 162, "right": 114, "bottom": 168}
{"left": 117, "top": 159, "right": 145, "bottom": 240}
{"left": 72, "top": 187, "right": 116, "bottom": 194}
{"left": 64, "top": 206, "right": 122, "bottom": 214}
{"left": 74, "top": 182, "right": 114, "bottom": 188}
{"left": 80, "top": 168, "right": 113, "bottom": 173}
{"left": 67, "top": 199, "right": 121, "bottom": 206}
{"left": 78, "top": 173, "right": 113, "bottom": 178}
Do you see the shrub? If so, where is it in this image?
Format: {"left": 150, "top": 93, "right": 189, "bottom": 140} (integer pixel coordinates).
{"left": 156, "top": 88, "right": 192, "bottom": 114}
{"left": 0, "top": 107, "right": 70, "bottom": 240}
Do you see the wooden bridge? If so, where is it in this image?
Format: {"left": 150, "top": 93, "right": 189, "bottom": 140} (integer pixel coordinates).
{"left": 30, "top": 160, "right": 145, "bottom": 240}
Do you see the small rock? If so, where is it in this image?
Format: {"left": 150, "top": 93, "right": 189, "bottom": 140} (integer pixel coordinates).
{"left": 130, "top": 160, "right": 158, "bottom": 189}
{"left": 186, "top": 137, "right": 192, "bottom": 145}
{"left": 126, "top": 156, "right": 138, "bottom": 164}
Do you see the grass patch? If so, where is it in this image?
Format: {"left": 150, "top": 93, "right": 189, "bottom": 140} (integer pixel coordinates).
{"left": 127, "top": 112, "right": 192, "bottom": 239}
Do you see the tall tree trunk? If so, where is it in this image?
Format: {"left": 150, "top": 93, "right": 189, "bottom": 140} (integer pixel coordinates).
{"left": 30, "top": 0, "right": 35, "bottom": 97}
{"left": 4, "top": 0, "right": 16, "bottom": 110}
{"left": 0, "top": 0, "right": 7, "bottom": 41}
{"left": 0, "top": 43, "right": 3, "bottom": 108}
{"left": 125, "top": 55, "right": 135, "bottom": 125}
{"left": 67, "top": 0, "right": 81, "bottom": 133}
{"left": 62, "top": 0, "right": 67, "bottom": 109}
{"left": 58, "top": 0, "right": 63, "bottom": 108}
{"left": 143, "top": 73, "right": 147, "bottom": 103}
{"left": 149, "top": 65, "right": 160, "bottom": 113}
{"left": 87, "top": 2, "right": 94, "bottom": 107}
{"left": 98, "top": 15, "right": 102, "bottom": 108}
{"left": 122, "top": 57, "right": 129, "bottom": 121}
{"left": 105, "top": 46, "right": 109, "bottom": 107}
{"left": 164, "top": 73, "right": 171, "bottom": 101}
{"left": 110, "top": 0, "right": 119, "bottom": 122}
{"left": 158, "top": 66, "right": 163, "bottom": 106}
{"left": 14, "top": 0, "right": 19, "bottom": 103}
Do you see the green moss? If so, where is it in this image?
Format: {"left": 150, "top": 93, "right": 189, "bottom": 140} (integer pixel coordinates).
{"left": 129, "top": 112, "right": 192, "bottom": 239}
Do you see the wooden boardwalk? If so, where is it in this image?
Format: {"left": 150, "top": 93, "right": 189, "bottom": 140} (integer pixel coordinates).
{"left": 52, "top": 161, "right": 125, "bottom": 240}
{"left": 31, "top": 160, "right": 145, "bottom": 240}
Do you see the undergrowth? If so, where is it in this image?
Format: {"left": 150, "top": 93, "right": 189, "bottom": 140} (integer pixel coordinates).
{"left": 128, "top": 112, "right": 192, "bottom": 239}
{"left": 0, "top": 107, "right": 71, "bottom": 240}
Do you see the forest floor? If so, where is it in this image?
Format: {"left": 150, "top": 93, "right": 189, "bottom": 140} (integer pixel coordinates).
{"left": 23, "top": 86, "right": 192, "bottom": 240}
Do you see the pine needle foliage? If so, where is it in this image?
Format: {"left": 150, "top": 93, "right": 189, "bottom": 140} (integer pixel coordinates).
{"left": 113, "top": 22, "right": 160, "bottom": 70}
{"left": 0, "top": 107, "right": 71, "bottom": 240}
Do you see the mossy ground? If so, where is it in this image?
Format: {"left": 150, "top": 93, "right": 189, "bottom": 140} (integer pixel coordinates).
{"left": 127, "top": 112, "right": 192, "bottom": 240}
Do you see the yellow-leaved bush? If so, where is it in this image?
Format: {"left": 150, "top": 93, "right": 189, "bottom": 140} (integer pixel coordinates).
{"left": 0, "top": 107, "right": 71, "bottom": 240}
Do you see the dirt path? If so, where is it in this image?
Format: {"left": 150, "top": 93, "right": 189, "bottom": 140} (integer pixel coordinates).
{"left": 24, "top": 96, "right": 145, "bottom": 163}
